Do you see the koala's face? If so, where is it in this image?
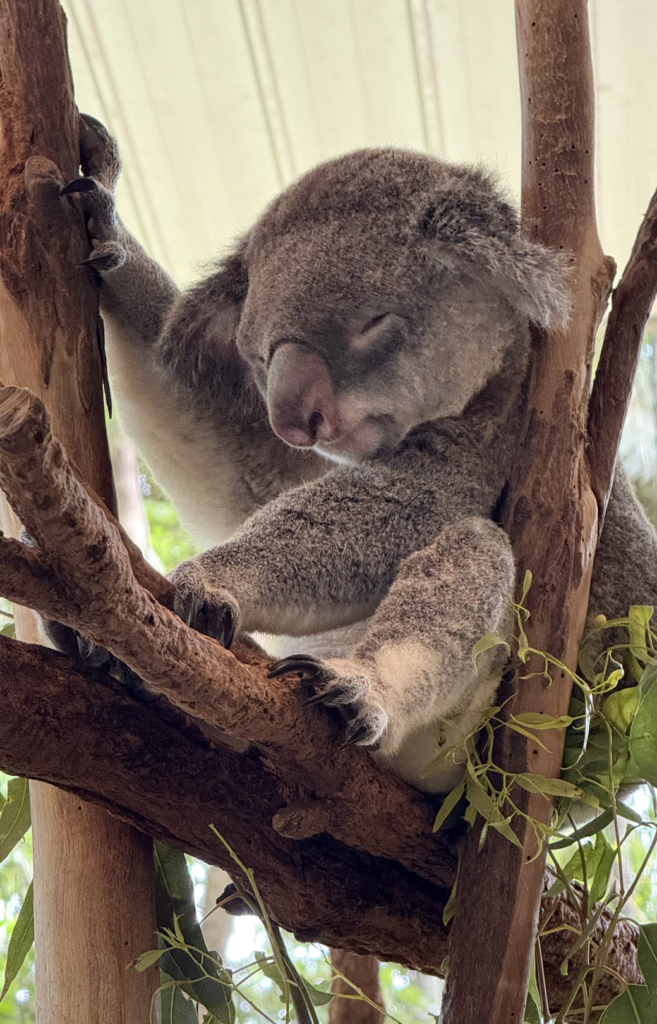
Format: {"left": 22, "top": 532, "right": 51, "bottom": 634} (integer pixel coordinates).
{"left": 233, "top": 150, "right": 568, "bottom": 462}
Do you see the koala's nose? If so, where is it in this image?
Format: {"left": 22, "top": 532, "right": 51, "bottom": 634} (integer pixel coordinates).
{"left": 267, "top": 342, "right": 341, "bottom": 447}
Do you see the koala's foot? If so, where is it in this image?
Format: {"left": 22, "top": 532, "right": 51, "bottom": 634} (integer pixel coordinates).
{"left": 169, "top": 561, "right": 240, "bottom": 648}
{"left": 268, "top": 654, "right": 388, "bottom": 749}
{"left": 42, "top": 619, "right": 160, "bottom": 703}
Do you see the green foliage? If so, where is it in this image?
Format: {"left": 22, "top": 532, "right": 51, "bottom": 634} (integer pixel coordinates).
{"left": 0, "top": 601, "right": 14, "bottom": 640}
{"left": 599, "top": 924, "right": 657, "bottom": 1023}
{"left": 0, "top": 782, "right": 30, "bottom": 867}
{"left": 138, "top": 834, "right": 432, "bottom": 1024}
{"left": 0, "top": 885, "right": 33, "bottom": 1004}
{"left": 433, "top": 596, "right": 657, "bottom": 1023}
{"left": 0, "top": 775, "right": 34, "bottom": 1024}
{"left": 152, "top": 841, "right": 234, "bottom": 1023}
{"left": 145, "top": 499, "right": 200, "bottom": 573}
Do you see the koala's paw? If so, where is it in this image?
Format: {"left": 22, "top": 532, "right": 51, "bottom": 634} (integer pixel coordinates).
{"left": 79, "top": 113, "right": 121, "bottom": 190}
{"left": 268, "top": 654, "right": 389, "bottom": 749}
{"left": 61, "top": 176, "right": 123, "bottom": 263}
{"left": 169, "top": 562, "right": 241, "bottom": 648}
{"left": 84, "top": 239, "right": 126, "bottom": 273}
{"left": 43, "top": 620, "right": 159, "bottom": 702}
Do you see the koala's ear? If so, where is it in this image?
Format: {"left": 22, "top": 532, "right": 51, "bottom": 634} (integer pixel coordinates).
{"left": 158, "top": 242, "right": 249, "bottom": 389}
{"left": 419, "top": 171, "right": 572, "bottom": 330}
{"left": 488, "top": 239, "right": 573, "bottom": 330}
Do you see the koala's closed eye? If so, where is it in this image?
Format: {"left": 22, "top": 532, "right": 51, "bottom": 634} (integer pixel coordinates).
{"left": 350, "top": 312, "right": 401, "bottom": 352}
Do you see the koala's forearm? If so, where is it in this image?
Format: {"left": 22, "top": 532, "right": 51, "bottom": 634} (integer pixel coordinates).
{"left": 100, "top": 227, "right": 179, "bottom": 346}
{"left": 190, "top": 458, "right": 491, "bottom": 635}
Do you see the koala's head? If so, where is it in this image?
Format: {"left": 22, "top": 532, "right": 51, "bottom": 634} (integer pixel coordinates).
{"left": 198, "top": 150, "right": 571, "bottom": 462}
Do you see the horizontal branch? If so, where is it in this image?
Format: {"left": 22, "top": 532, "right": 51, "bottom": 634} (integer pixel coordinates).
{"left": 0, "top": 634, "right": 640, "bottom": 1004}
{"left": 0, "top": 382, "right": 454, "bottom": 886}
{"left": 0, "top": 632, "right": 450, "bottom": 971}
{"left": 588, "top": 184, "right": 657, "bottom": 520}
{"left": 0, "top": 383, "right": 641, "bottom": 1005}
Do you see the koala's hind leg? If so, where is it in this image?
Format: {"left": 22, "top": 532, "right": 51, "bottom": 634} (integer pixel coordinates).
{"left": 269, "top": 517, "right": 515, "bottom": 791}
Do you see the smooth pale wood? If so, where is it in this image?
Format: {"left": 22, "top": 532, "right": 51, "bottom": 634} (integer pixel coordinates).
{"left": 0, "top": 1, "right": 158, "bottom": 1020}
{"left": 329, "top": 951, "right": 384, "bottom": 1024}
{"left": 441, "top": 3, "right": 616, "bottom": 1023}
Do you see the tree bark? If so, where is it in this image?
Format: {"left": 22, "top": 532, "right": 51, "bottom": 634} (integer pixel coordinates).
{"left": 0, "top": 383, "right": 456, "bottom": 889}
{"left": 0, "top": 1, "right": 158, "bottom": 1020}
{"left": 0, "top": 627, "right": 642, "bottom": 1011}
{"left": 441, "top": 4, "right": 616, "bottom": 1023}
{"left": 0, "top": 630, "right": 452, "bottom": 973}
{"left": 588, "top": 184, "right": 657, "bottom": 523}
{"left": 329, "top": 951, "right": 384, "bottom": 1024}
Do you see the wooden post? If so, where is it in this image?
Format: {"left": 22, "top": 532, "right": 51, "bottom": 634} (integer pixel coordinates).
{"left": 0, "top": 1, "right": 159, "bottom": 1021}
{"left": 440, "top": 3, "right": 615, "bottom": 1023}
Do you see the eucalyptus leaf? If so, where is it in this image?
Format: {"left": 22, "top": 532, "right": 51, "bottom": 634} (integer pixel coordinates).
{"left": 510, "top": 713, "right": 576, "bottom": 730}
{"left": 304, "top": 981, "right": 334, "bottom": 1007}
{"left": 550, "top": 807, "right": 614, "bottom": 850}
{"left": 134, "top": 948, "right": 168, "bottom": 972}
{"left": 490, "top": 818, "right": 523, "bottom": 848}
{"left": 443, "top": 879, "right": 457, "bottom": 926}
{"left": 433, "top": 782, "right": 465, "bottom": 833}
{"left": 523, "top": 954, "right": 543, "bottom": 1024}
{"left": 604, "top": 687, "right": 641, "bottom": 734}
{"left": 514, "top": 774, "right": 583, "bottom": 799}
{"left": 599, "top": 923, "right": 657, "bottom": 1022}
{"left": 472, "top": 632, "right": 509, "bottom": 671}
{"left": 0, "top": 777, "right": 30, "bottom": 864}
{"left": 0, "top": 881, "right": 34, "bottom": 1002}
{"left": 616, "top": 799, "right": 643, "bottom": 823}
{"left": 154, "top": 841, "right": 234, "bottom": 1023}
{"left": 629, "top": 671, "right": 657, "bottom": 787}
{"left": 628, "top": 606, "right": 653, "bottom": 681}
{"left": 160, "top": 972, "right": 201, "bottom": 1024}
{"left": 589, "top": 837, "right": 616, "bottom": 906}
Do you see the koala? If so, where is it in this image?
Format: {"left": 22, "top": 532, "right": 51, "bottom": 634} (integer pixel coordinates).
{"left": 61, "top": 115, "right": 657, "bottom": 794}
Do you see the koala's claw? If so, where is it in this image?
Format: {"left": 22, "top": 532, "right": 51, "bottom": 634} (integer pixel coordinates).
{"left": 170, "top": 567, "right": 239, "bottom": 648}
{"left": 79, "top": 113, "right": 121, "bottom": 189}
{"left": 267, "top": 654, "right": 324, "bottom": 681}
{"left": 82, "top": 240, "right": 126, "bottom": 273}
{"left": 61, "top": 177, "right": 99, "bottom": 197}
{"left": 268, "top": 654, "right": 388, "bottom": 749}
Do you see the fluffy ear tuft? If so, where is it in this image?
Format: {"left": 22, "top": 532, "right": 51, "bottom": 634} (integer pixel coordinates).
{"left": 419, "top": 166, "right": 573, "bottom": 330}
{"left": 493, "top": 240, "right": 573, "bottom": 330}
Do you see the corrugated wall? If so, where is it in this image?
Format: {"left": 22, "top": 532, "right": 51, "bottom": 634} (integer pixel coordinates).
{"left": 62, "top": 0, "right": 657, "bottom": 287}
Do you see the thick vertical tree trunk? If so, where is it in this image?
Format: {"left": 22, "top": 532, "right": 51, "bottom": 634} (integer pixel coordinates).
{"left": 0, "top": 2, "right": 159, "bottom": 1021}
{"left": 440, "top": 3, "right": 615, "bottom": 1023}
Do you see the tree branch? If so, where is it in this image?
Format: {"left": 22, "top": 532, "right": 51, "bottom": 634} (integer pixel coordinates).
{"left": 441, "top": 3, "right": 616, "bottom": 1022}
{"left": 588, "top": 185, "right": 657, "bottom": 522}
{"left": 0, "top": 384, "right": 642, "bottom": 1007}
{"left": 0, "top": 381, "right": 455, "bottom": 888}
{"left": 0, "top": 631, "right": 451, "bottom": 971}
{"left": 0, "top": 629, "right": 641, "bottom": 1006}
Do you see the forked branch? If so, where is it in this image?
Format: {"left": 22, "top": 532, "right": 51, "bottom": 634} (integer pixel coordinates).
{"left": 588, "top": 185, "right": 657, "bottom": 521}
{"left": 0, "top": 380, "right": 455, "bottom": 887}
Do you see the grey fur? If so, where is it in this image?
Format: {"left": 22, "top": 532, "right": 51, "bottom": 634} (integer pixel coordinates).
{"left": 65, "top": 120, "right": 657, "bottom": 792}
